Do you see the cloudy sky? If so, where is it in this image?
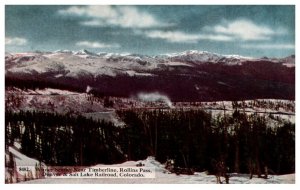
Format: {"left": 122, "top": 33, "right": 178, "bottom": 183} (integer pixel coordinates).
{"left": 5, "top": 5, "right": 295, "bottom": 58}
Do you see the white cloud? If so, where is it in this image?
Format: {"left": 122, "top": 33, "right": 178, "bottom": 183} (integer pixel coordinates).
{"left": 145, "top": 31, "right": 200, "bottom": 43}
{"left": 143, "top": 19, "right": 288, "bottom": 43}
{"left": 76, "top": 41, "right": 120, "bottom": 49}
{"left": 199, "top": 34, "right": 233, "bottom": 42}
{"left": 208, "top": 19, "right": 286, "bottom": 41}
{"left": 241, "top": 43, "right": 295, "bottom": 49}
{"left": 144, "top": 30, "right": 232, "bottom": 43}
{"left": 58, "top": 5, "right": 117, "bottom": 18}
{"left": 5, "top": 37, "right": 27, "bottom": 46}
{"left": 58, "top": 5, "right": 169, "bottom": 28}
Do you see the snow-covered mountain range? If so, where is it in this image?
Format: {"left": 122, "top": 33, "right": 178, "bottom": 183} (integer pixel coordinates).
{"left": 5, "top": 50, "right": 295, "bottom": 102}
{"left": 5, "top": 49, "right": 295, "bottom": 78}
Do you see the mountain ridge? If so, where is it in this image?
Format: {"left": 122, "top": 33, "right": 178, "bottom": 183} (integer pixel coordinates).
{"left": 6, "top": 49, "right": 295, "bottom": 64}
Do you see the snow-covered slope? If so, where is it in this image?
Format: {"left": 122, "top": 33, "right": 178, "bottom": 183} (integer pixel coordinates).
{"left": 22, "top": 156, "right": 294, "bottom": 184}
{"left": 5, "top": 143, "right": 46, "bottom": 183}
{"left": 6, "top": 50, "right": 161, "bottom": 78}
{"left": 5, "top": 87, "right": 125, "bottom": 125}
{"left": 6, "top": 87, "right": 295, "bottom": 126}
{"left": 159, "top": 50, "right": 254, "bottom": 65}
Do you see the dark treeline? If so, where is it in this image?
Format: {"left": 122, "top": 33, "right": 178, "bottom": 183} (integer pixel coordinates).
{"left": 5, "top": 76, "right": 87, "bottom": 93}
{"left": 5, "top": 111, "right": 124, "bottom": 166}
{"left": 116, "top": 109, "right": 294, "bottom": 175}
{"left": 5, "top": 109, "right": 294, "bottom": 175}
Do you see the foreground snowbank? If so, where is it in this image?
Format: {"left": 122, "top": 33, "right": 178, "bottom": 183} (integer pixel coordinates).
{"left": 22, "top": 157, "right": 294, "bottom": 184}
{"left": 5, "top": 144, "right": 46, "bottom": 183}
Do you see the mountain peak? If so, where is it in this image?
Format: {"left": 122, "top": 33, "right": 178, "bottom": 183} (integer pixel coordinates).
{"left": 74, "top": 49, "right": 97, "bottom": 56}
{"left": 54, "top": 49, "right": 73, "bottom": 54}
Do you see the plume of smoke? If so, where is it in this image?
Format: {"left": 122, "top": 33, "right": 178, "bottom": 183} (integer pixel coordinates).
{"left": 86, "top": 85, "right": 93, "bottom": 93}
{"left": 137, "top": 92, "right": 173, "bottom": 108}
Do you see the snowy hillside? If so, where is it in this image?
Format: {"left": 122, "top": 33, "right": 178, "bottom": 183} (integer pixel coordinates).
{"left": 176, "top": 99, "right": 295, "bottom": 123}
{"left": 6, "top": 87, "right": 295, "bottom": 126}
{"left": 5, "top": 87, "right": 125, "bottom": 125}
{"left": 22, "top": 157, "right": 294, "bottom": 184}
{"left": 5, "top": 143, "right": 46, "bottom": 183}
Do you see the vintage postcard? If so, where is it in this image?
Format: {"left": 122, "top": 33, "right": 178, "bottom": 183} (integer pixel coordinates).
{"left": 4, "top": 5, "right": 295, "bottom": 184}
